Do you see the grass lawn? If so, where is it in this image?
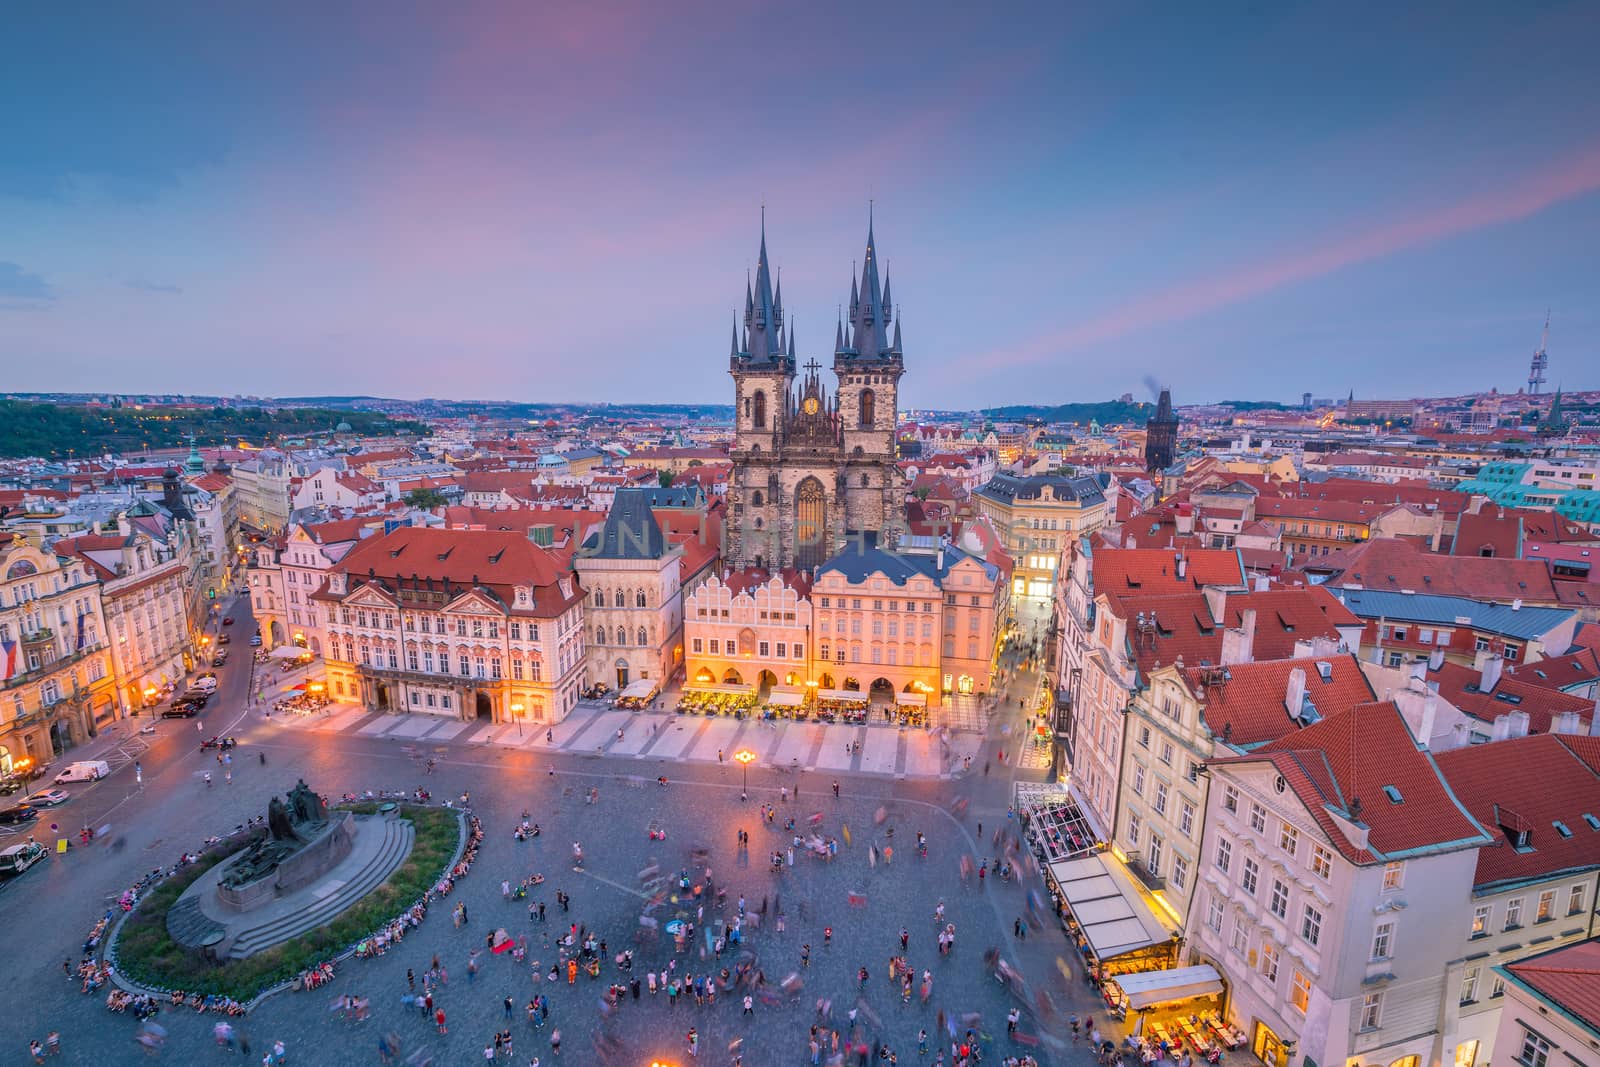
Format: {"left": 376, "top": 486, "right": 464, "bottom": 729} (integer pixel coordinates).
{"left": 111, "top": 804, "right": 462, "bottom": 1001}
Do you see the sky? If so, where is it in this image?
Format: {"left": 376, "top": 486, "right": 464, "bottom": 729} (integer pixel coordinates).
{"left": 2, "top": 2, "right": 1598, "bottom": 409}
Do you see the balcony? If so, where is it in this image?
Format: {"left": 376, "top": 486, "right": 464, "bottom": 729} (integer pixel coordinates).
{"left": 0, "top": 645, "right": 104, "bottom": 692}
{"left": 1126, "top": 853, "right": 1167, "bottom": 892}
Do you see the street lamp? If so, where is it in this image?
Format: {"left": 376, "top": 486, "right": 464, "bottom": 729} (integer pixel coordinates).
{"left": 511, "top": 701, "right": 524, "bottom": 736}
{"left": 733, "top": 748, "right": 755, "bottom": 801}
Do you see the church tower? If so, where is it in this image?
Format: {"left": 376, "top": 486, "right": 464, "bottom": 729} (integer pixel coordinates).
{"left": 725, "top": 213, "right": 906, "bottom": 572}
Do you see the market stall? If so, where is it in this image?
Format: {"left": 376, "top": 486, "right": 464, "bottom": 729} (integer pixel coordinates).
{"left": 763, "top": 687, "right": 810, "bottom": 720}
{"left": 893, "top": 691, "right": 927, "bottom": 726}
{"left": 814, "top": 688, "right": 868, "bottom": 724}
{"left": 676, "top": 683, "right": 757, "bottom": 716}
{"left": 613, "top": 679, "right": 661, "bottom": 710}
{"left": 1107, "top": 967, "right": 1236, "bottom": 1064}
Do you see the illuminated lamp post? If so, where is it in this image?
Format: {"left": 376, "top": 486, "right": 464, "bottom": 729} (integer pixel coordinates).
{"left": 511, "top": 701, "right": 525, "bottom": 737}
{"left": 734, "top": 748, "right": 756, "bottom": 801}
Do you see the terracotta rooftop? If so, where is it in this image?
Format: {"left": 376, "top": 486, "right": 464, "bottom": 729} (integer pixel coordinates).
{"left": 1513, "top": 647, "right": 1600, "bottom": 695}
{"left": 1090, "top": 547, "right": 1246, "bottom": 602}
{"left": 1503, "top": 938, "right": 1600, "bottom": 1034}
{"left": 1314, "top": 537, "right": 1561, "bottom": 604}
{"left": 1425, "top": 660, "right": 1594, "bottom": 734}
{"left": 1435, "top": 733, "right": 1600, "bottom": 890}
{"left": 1455, "top": 505, "right": 1596, "bottom": 560}
{"left": 1110, "top": 586, "right": 1358, "bottom": 679}
{"left": 1182, "top": 654, "right": 1376, "bottom": 748}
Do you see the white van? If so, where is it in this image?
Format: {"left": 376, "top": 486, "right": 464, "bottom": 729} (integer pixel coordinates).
{"left": 0, "top": 841, "right": 46, "bottom": 875}
{"left": 53, "top": 760, "right": 111, "bottom": 784}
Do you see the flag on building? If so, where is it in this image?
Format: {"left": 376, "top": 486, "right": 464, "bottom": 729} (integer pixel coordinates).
{"left": 0, "top": 638, "right": 18, "bottom": 681}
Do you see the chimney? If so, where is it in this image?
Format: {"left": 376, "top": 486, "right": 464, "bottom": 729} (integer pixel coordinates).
{"left": 1285, "top": 667, "right": 1307, "bottom": 719}
{"left": 1406, "top": 658, "right": 1427, "bottom": 683}
{"left": 1203, "top": 586, "right": 1228, "bottom": 626}
{"left": 1448, "top": 720, "right": 1470, "bottom": 751}
{"left": 1511, "top": 598, "right": 1522, "bottom": 612}
{"left": 1550, "top": 711, "right": 1581, "bottom": 736}
{"left": 1254, "top": 574, "right": 1270, "bottom": 592}
{"left": 1479, "top": 654, "right": 1503, "bottom": 694}
{"left": 1221, "top": 609, "right": 1257, "bottom": 666}
{"left": 1176, "top": 554, "right": 1188, "bottom": 580}
{"left": 1506, "top": 709, "right": 1530, "bottom": 738}
{"left": 1491, "top": 714, "right": 1512, "bottom": 742}
{"left": 1176, "top": 504, "right": 1194, "bottom": 536}
{"left": 1427, "top": 646, "right": 1445, "bottom": 671}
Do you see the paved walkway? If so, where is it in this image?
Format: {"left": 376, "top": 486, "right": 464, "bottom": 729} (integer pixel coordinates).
{"left": 264, "top": 702, "right": 984, "bottom": 780}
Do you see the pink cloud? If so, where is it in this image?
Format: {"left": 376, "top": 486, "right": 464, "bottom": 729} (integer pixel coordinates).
{"left": 980, "top": 143, "right": 1600, "bottom": 371}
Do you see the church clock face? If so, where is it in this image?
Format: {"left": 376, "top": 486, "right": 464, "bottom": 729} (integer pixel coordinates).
{"left": 802, "top": 396, "right": 820, "bottom": 415}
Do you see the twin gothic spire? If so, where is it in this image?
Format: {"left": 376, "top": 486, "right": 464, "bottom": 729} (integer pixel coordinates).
{"left": 733, "top": 210, "right": 902, "bottom": 366}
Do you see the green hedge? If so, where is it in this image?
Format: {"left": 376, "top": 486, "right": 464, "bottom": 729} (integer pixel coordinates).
{"left": 111, "top": 805, "right": 462, "bottom": 1001}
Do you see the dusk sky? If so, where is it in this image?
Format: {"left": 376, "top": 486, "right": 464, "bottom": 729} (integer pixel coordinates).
{"left": 3, "top": 3, "right": 1598, "bottom": 408}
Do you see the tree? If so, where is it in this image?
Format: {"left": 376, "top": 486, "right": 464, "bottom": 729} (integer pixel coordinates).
{"left": 657, "top": 471, "right": 675, "bottom": 488}
{"left": 404, "top": 488, "right": 449, "bottom": 508}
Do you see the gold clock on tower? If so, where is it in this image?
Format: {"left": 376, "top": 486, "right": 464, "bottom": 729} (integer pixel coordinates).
{"left": 802, "top": 396, "right": 820, "bottom": 415}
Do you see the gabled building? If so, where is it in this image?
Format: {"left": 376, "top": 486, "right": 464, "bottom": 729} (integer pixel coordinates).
{"left": 575, "top": 489, "right": 685, "bottom": 693}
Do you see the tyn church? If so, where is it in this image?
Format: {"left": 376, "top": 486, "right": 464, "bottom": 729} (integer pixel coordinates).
{"left": 725, "top": 218, "right": 907, "bottom": 571}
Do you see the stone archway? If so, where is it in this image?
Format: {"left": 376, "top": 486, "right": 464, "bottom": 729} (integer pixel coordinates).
{"left": 475, "top": 692, "right": 494, "bottom": 721}
{"left": 819, "top": 673, "right": 835, "bottom": 690}
{"left": 795, "top": 476, "right": 826, "bottom": 571}
{"left": 757, "top": 670, "right": 778, "bottom": 695}
{"left": 869, "top": 678, "right": 895, "bottom": 702}
{"left": 722, "top": 668, "right": 744, "bottom": 685}
{"left": 616, "top": 657, "right": 631, "bottom": 689}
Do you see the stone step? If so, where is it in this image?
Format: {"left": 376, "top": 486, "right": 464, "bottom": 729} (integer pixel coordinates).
{"left": 165, "top": 895, "right": 224, "bottom": 947}
{"left": 227, "top": 820, "right": 416, "bottom": 958}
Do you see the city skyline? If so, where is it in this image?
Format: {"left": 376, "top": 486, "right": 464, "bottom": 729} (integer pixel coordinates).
{"left": 3, "top": 3, "right": 1599, "bottom": 405}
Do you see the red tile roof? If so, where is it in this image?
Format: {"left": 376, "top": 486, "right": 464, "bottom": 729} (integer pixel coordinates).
{"left": 1108, "top": 587, "right": 1357, "bottom": 678}
{"left": 1091, "top": 547, "right": 1246, "bottom": 602}
{"left": 1235, "top": 700, "right": 1490, "bottom": 863}
{"left": 1314, "top": 537, "right": 1561, "bottom": 603}
{"left": 324, "top": 527, "right": 581, "bottom": 617}
{"left": 1181, "top": 654, "right": 1376, "bottom": 748}
{"left": 1425, "top": 660, "right": 1594, "bottom": 734}
{"left": 1270, "top": 478, "right": 1468, "bottom": 517}
{"left": 1455, "top": 505, "right": 1596, "bottom": 560}
{"left": 1513, "top": 647, "right": 1600, "bottom": 695}
{"left": 1435, "top": 733, "right": 1600, "bottom": 889}
{"left": 721, "top": 566, "right": 814, "bottom": 600}
{"left": 1503, "top": 938, "right": 1600, "bottom": 1032}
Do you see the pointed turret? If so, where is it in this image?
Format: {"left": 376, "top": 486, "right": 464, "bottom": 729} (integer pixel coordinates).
{"left": 739, "top": 214, "right": 786, "bottom": 364}
{"left": 835, "top": 313, "right": 846, "bottom": 356}
{"left": 787, "top": 317, "right": 796, "bottom": 360}
{"left": 730, "top": 318, "right": 741, "bottom": 359}
{"left": 881, "top": 272, "right": 892, "bottom": 324}
{"left": 845, "top": 212, "right": 891, "bottom": 358}
{"left": 892, "top": 317, "right": 902, "bottom": 355}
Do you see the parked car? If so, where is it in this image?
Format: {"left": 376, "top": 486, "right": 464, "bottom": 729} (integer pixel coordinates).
{"left": 212, "top": 651, "right": 229, "bottom": 667}
{"left": 192, "top": 676, "right": 218, "bottom": 694}
{"left": 160, "top": 704, "right": 198, "bottom": 719}
{"left": 222, "top": 616, "right": 236, "bottom": 625}
{"left": 53, "top": 761, "right": 110, "bottom": 784}
{"left": 177, "top": 690, "right": 212, "bottom": 707}
{"left": 23, "top": 789, "right": 69, "bottom": 807}
{"left": 0, "top": 778, "right": 22, "bottom": 796}
{"left": 248, "top": 633, "right": 262, "bottom": 647}
{"left": 216, "top": 633, "right": 232, "bottom": 645}
{"left": 0, "top": 806, "right": 38, "bottom": 825}
{"left": 0, "top": 841, "right": 47, "bottom": 876}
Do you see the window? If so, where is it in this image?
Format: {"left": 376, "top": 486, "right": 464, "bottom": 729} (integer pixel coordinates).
{"left": 1126, "top": 813, "right": 1142, "bottom": 847}
{"left": 1360, "top": 992, "right": 1383, "bottom": 1031}
{"left": 1132, "top": 764, "right": 1146, "bottom": 796}
{"left": 1138, "top": 726, "right": 1151, "bottom": 748}
{"left": 1490, "top": 977, "right": 1504, "bottom": 999}
{"left": 1278, "top": 823, "right": 1299, "bottom": 856}
{"left": 1471, "top": 905, "right": 1491, "bottom": 937}
{"left": 1290, "top": 970, "right": 1311, "bottom": 1014}
{"left": 1229, "top": 918, "right": 1249, "bottom": 956}
{"left": 758, "top": 641, "right": 770, "bottom": 658}
{"left": 1371, "top": 920, "right": 1394, "bottom": 961}
{"left": 1460, "top": 965, "right": 1480, "bottom": 1004}
{"left": 1517, "top": 1027, "right": 1552, "bottom": 1067}
{"left": 1269, "top": 879, "right": 1289, "bottom": 919}
{"left": 1505, "top": 897, "right": 1523, "bottom": 930}
{"left": 1536, "top": 890, "right": 1556, "bottom": 922}
{"left": 1569, "top": 884, "right": 1587, "bottom": 916}
{"left": 692, "top": 638, "right": 703, "bottom": 654}
{"left": 1171, "top": 854, "right": 1189, "bottom": 890}
{"left": 1382, "top": 861, "right": 1404, "bottom": 891}
{"left": 1147, "top": 833, "right": 1164, "bottom": 875}
{"left": 1159, "top": 741, "right": 1174, "bottom": 766}
{"left": 1179, "top": 801, "right": 1196, "bottom": 837}
{"left": 1154, "top": 782, "right": 1170, "bottom": 815}
{"left": 1222, "top": 786, "right": 1239, "bottom": 813}
{"left": 1311, "top": 845, "right": 1333, "bottom": 880}
{"left": 1242, "top": 858, "right": 1259, "bottom": 895}
{"left": 1300, "top": 904, "right": 1322, "bottom": 946}
{"left": 1214, "top": 837, "right": 1233, "bottom": 874}
{"left": 1207, "top": 895, "right": 1224, "bottom": 934}
{"left": 1250, "top": 803, "right": 1267, "bottom": 833}
{"left": 1260, "top": 941, "right": 1279, "bottom": 983}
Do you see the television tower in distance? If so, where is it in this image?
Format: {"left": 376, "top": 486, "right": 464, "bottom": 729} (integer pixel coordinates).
{"left": 1527, "top": 311, "right": 1550, "bottom": 394}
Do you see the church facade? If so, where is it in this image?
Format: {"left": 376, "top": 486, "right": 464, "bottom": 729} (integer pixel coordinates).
{"left": 724, "top": 218, "right": 907, "bottom": 571}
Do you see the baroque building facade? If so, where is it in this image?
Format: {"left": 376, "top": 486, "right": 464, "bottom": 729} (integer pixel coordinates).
{"left": 725, "top": 217, "right": 906, "bottom": 572}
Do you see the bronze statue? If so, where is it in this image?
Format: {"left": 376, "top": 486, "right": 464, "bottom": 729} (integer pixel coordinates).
{"left": 288, "top": 779, "right": 326, "bottom": 825}
{"left": 267, "top": 795, "right": 298, "bottom": 842}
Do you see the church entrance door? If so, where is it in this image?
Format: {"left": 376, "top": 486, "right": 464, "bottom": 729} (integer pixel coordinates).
{"left": 795, "top": 477, "right": 826, "bottom": 570}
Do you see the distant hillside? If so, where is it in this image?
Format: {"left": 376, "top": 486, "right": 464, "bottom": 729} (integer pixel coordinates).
{"left": 982, "top": 400, "right": 1156, "bottom": 425}
{"left": 0, "top": 400, "right": 429, "bottom": 459}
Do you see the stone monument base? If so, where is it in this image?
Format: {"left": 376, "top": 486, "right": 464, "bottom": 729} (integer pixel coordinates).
{"left": 167, "top": 812, "right": 414, "bottom": 959}
{"left": 215, "top": 811, "right": 356, "bottom": 911}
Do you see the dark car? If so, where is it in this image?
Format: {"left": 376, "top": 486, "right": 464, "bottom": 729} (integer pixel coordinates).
{"left": 216, "top": 633, "right": 232, "bottom": 645}
{"left": 222, "top": 616, "right": 235, "bottom": 626}
{"left": 0, "top": 779, "right": 21, "bottom": 796}
{"left": 0, "top": 806, "right": 39, "bottom": 825}
{"left": 212, "top": 651, "right": 229, "bottom": 666}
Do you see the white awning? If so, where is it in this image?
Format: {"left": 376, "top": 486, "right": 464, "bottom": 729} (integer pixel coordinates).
{"left": 683, "top": 684, "right": 755, "bottom": 697}
{"left": 766, "top": 689, "right": 805, "bottom": 707}
{"left": 1048, "top": 854, "right": 1179, "bottom": 961}
{"left": 1108, "top": 965, "right": 1223, "bottom": 1009}
{"left": 817, "top": 689, "right": 868, "bottom": 702}
{"left": 895, "top": 693, "right": 927, "bottom": 707}
{"left": 619, "top": 680, "right": 657, "bottom": 700}
{"left": 269, "top": 645, "right": 311, "bottom": 660}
